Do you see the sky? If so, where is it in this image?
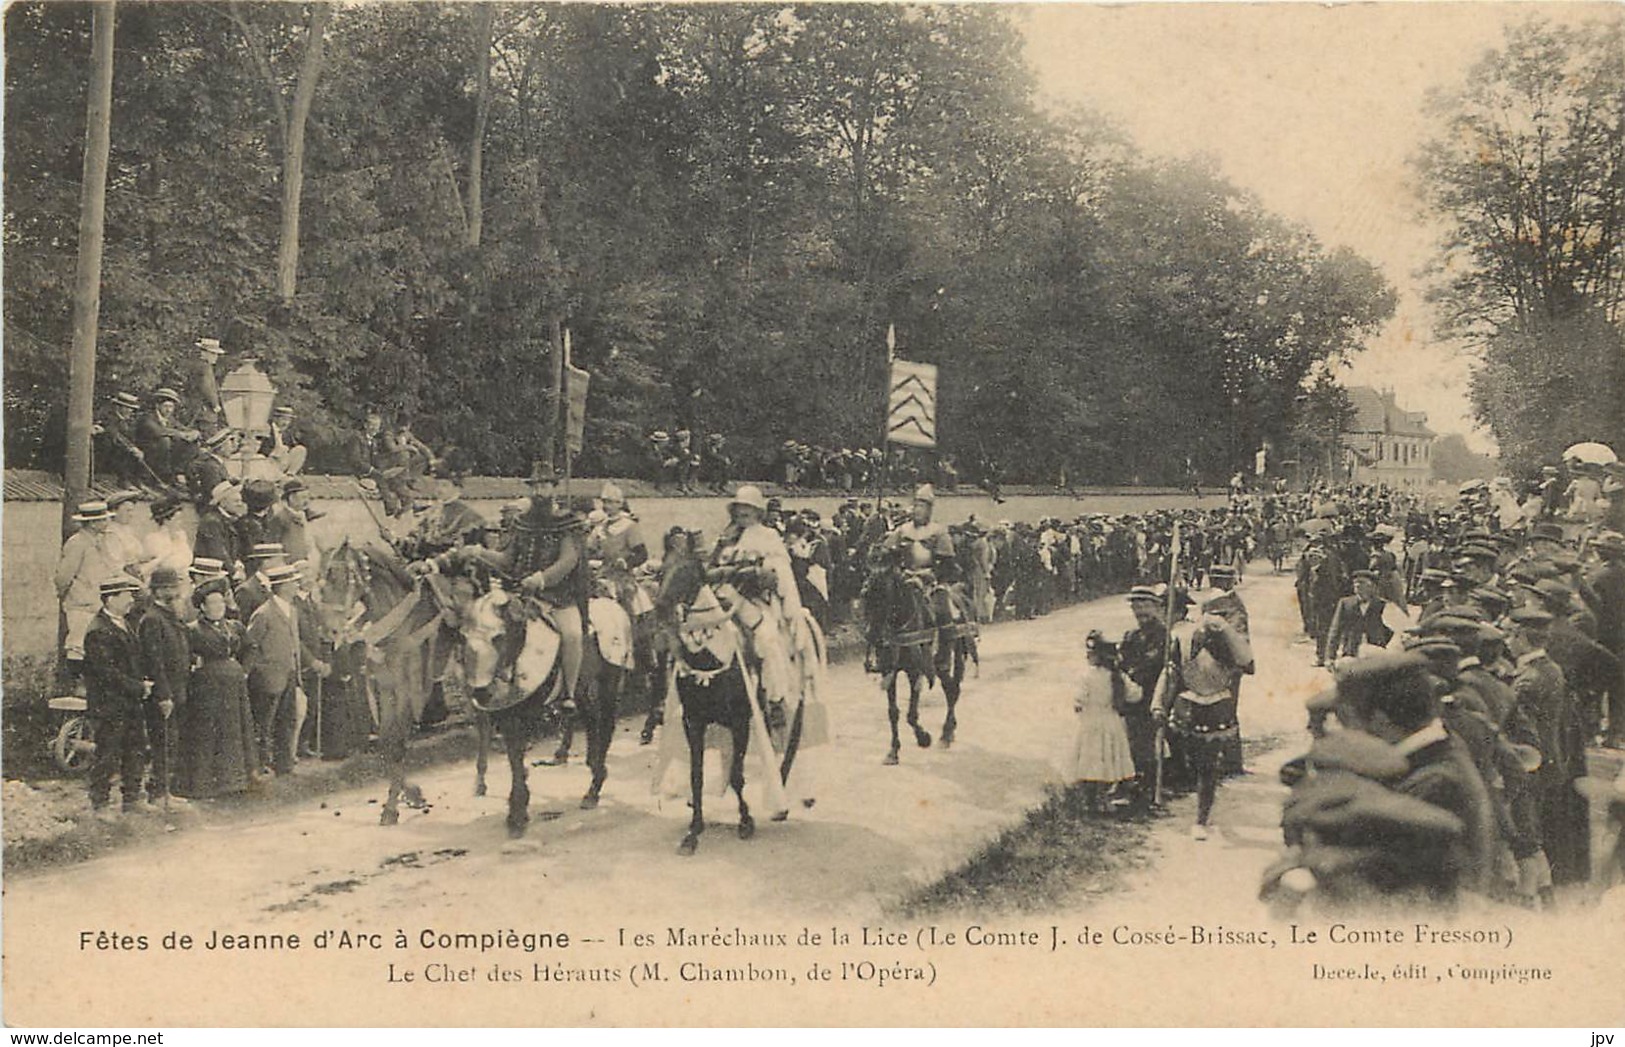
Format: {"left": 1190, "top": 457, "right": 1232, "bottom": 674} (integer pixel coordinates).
{"left": 1018, "top": 2, "right": 1615, "bottom": 454}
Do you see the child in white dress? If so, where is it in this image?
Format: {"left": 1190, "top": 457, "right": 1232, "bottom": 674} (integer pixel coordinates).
{"left": 1066, "top": 630, "right": 1137, "bottom": 814}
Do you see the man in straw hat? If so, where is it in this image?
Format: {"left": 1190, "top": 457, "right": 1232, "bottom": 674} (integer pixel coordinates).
{"left": 243, "top": 562, "right": 327, "bottom": 776}
{"left": 96, "top": 391, "right": 150, "bottom": 485}
{"left": 55, "top": 500, "right": 123, "bottom": 688}
{"left": 83, "top": 576, "right": 153, "bottom": 818}
{"left": 194, "top": 480, "right": 247, "bottom": 575}
{"left": 188, "top": 426, "right": 241, "bottom": 508}
{"left": 187, "top": 336, "right": 227, "bottom": 424}
{"left": 134, "top": 386, "right": 201, "bottom": 481}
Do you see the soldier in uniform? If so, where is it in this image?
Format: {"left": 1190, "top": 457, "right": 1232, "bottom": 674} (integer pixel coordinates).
{"left": 1118, "top": 585, "right": 1168, "bottom": 804}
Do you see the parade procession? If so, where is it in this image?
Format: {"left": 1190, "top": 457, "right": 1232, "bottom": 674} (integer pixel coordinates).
{"left": 4, "top": 1, "right": 1625, "bottom": 1032}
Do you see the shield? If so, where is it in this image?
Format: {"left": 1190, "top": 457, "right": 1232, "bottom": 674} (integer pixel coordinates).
{"left": 1562, "top": 442, "right": 1617, "bottom": 466}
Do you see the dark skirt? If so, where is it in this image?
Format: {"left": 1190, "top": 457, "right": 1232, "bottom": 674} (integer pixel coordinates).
{"left": 1169, "top": 695, "right": 1239, "bottom": 755}
{"left": 174, "top": 659, "right": 257, "bottom": 798}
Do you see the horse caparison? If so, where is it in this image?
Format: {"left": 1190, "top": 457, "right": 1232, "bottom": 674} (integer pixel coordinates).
{"left": 861, "top": 553, "right": 973, "bottom": 765}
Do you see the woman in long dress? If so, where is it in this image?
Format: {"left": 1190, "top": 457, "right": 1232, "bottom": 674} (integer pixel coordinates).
{"left": 174, "top": 578, "right": 257, "bottom": 798}
{"left": 1065, "top": 631, "right": 1137, "bottom": 814}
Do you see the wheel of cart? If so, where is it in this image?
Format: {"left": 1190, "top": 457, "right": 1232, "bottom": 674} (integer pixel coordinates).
{"left": 48, "top": 695, "right": 96, "bottom": 775}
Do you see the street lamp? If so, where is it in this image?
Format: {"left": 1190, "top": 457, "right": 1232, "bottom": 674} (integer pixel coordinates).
{"left": 220, "top": 358, "right": 278, "bottom": 479}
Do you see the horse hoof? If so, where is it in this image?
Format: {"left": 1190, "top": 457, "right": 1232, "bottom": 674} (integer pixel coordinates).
{"left": 914, "top": 729, "right": 933, "bottom": 749}
{"left": 940, "top": 735, "right": 953, "bottom": 750}
{"left": 379, "top": 808, "right": 400, "bottom": 827}
{"left": 883, "top": 751, "right": 900, "bottom": 766}
{"left": 677, "top": 834, "right": 699, "bottom": 856}
{"left": 473, "top": 782, "right": 487, "bottom": 797}
{"left": 506, "top": 821, "right": 528, "bottom": 840}
{"left": 769, "top": 811, "right": 788, "bottom": 823}
{"left": 738, "top": 816, "right": 756, "bottom": 839}
{"left": 579, "top": 792, "right": 600, "bottom": 810}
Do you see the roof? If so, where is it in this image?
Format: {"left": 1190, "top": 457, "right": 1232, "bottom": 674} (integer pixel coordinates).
{"left": 1345, "top": 386, "right": 1434, "bottom": 439}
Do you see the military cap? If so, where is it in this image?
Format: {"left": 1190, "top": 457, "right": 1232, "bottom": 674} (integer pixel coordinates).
{"left": 1528, "top": 522, "right": 1565, "bottom": 544}
{"left": 1333, "top": 650, "right": 1434, "bottom": 703}
{"left": 1418, "top": 568, "right": 1453, "bottom": 586}
{"left": 1469, "top": 587, "right": 1512, "bottom": 616}
{"left": 1419, "top": 613, "right": 1484, "bottom": 635}
{"left": 1507, "top": 605, "right": 1554, "bottom": 626}
{"left": 1350, "top": 569, "right": 1377, "bottom": 581}
{"left": 99, "top": 575, "right": 142, "bottom": 598}
{"left": 1456, "top": 543, "right": 1499, "bottom": 562}
{"left": 1526, "top": 577, "right": 1575, "bottom": 607}
{"left": 1593, "top": 531, "right": 1625, "bottom": 556}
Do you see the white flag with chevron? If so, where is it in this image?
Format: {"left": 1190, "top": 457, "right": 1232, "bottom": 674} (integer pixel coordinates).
{"left": 887, "top": 359, "right": 938, "bottom": 448}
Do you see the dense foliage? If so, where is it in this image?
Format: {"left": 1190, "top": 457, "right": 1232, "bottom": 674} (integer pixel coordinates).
{"left": 5, "top": 2, "right": 1395, "bottom": 483}
{"left": 1416, "top": 17, "right": 1625, "bottom": 473}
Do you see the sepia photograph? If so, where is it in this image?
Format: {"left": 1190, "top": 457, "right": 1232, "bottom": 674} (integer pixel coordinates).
{"left": 2, "top": 0, "right": 1622, "bottom": 1030}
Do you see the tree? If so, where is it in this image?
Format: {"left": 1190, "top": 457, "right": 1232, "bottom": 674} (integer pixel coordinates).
{"left": 1417, "top": 17, "right": 1625, "bottom": 471}
{"left": 63, "top": 0, "right": 116, "bottom": 533}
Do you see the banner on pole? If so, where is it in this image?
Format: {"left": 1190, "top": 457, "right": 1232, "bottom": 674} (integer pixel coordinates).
{"left": 565, "top": 363, "right": 590, "bottom": 454}
{"left": 887, "top": 359, "right": 937, "bottom": 448}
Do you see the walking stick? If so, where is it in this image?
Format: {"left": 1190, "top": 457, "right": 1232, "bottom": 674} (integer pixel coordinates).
{"left": 1153, "top": 521, "right": 1182, "bottom": 809}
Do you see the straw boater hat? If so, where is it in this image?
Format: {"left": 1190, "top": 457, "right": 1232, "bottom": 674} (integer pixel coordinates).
{"left": 245, "top": 542, "right": 287, "bottom": 562}
{"left": 203, "top": 427, "right": 238, "bottom": 449}
{"left": 197, "top": 337, "right": 225, "bottom": 356}
{"left": 264, "top": 563, "right": 302, "bottom": 588}
{"left": 72, "top": 500, "right": 113, "bottom": 523}
{"left": 189, "top": 557, "right": 227, "bottom": 580}
{"left": 153, "top": 387, "right": 182, "bottom": 405}
{"left": 111, "top": 391, "right": 141, "bottom": 411}
{"left": 99, "top": 575, "right": 142, "bottom": 598}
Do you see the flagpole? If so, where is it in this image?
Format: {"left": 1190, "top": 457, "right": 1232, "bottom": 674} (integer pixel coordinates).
{"left": 875, "top": 324, "right": 895, "bottom": 515}
{"left": 1153, "top": 519, "right": 1182, "bottom": 808}
{"left": 562, "top": 327, "right": 573, "bottom": 505}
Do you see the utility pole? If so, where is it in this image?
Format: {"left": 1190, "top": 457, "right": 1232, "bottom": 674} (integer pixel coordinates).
{"left": 63, "top": 1, "right": 117, "bottom": 537}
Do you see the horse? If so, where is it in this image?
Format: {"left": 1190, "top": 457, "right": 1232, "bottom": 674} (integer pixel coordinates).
{"left": 314, "top": 538, "right": 450, "bottom": 827}
{"left": 661, "top": 584, "right": 786, "bottom": 856}
{"left": 860, "top": 551, "right": 974, "bottom": 765}
{"left": 438, "top": 573, "right": 579, "bottom": 837}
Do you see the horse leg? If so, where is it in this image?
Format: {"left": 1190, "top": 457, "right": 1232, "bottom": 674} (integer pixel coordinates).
{"left": 503, "top": 720, "right": 531, "bottom": 839}
{"left": 679, "top": 715, "right": 706, "bottom": 856}
{"left": 580, "top": 667, "right": 620, "bottom": 810}
{"left": 731, "top": 718, "right": 754, "bottom": 841}
{"left": 907, "top": 669, "right": 932, "bottom": 749}
{"left": 941, "top": 643, "right": 963, "bottom": 748}
{"left": 473, "top": 705, "right": 491, "bottom": 798}
{"left": 379, "top": 702, "right": 408, "bottom": 827}
{"left": 883, "top": 671, "right": 902, "bottom": 766}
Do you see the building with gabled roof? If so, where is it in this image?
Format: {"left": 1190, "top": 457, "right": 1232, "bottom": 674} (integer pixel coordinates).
{"left": 1339, "top": 385, "right": 1435, "bottom": 488}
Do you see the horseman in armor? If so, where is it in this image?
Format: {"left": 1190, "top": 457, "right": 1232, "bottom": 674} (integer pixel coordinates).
{"left": 709, "top": 485, "right": 805, "bottom": 726}
{"left": 881, "top": 484, "right": 969, "bottom": 672}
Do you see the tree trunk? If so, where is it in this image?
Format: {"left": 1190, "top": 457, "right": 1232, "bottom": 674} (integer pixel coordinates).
{"left": 275, "top": 2, "right": 332, "bottom": 303}
{"left": 467, "top": 3, "right": 494, "bottom": 250}
{"left": 63, "top": 0, "right": 117, "bottom": 538}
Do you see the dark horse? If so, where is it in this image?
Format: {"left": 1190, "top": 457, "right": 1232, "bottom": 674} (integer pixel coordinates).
{"left": 663, "top": 580, "right": 789, "bottom": 856}
{"left": 316, "top": 540, "right": 570, "bottom": 837}
{"left": 861, "top": 551, "right": 975, "bottom": 765}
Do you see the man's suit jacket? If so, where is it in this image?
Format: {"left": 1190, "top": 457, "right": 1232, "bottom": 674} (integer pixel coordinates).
{"left": 1326, "top": 595, "right": 1394, "bottom": 659}
{"left": 83, "top": 610, "right": 147, "bottom": 717}
{"left": 243, "top": 597, "right": 310, "bottom": 697}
